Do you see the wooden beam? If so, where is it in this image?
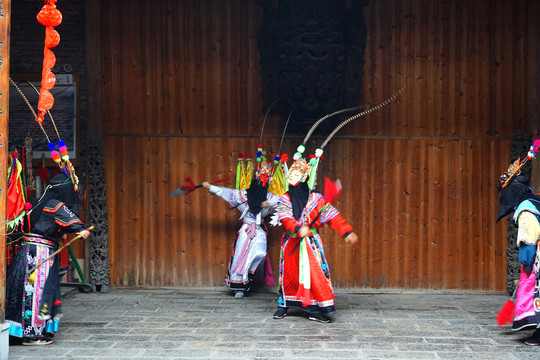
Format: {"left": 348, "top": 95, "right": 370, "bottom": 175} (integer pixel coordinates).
{"left": 0, "top": 0, "right": 10, "bottom": 323}
{"left": 85, "top": 0, "right": 103, "bottom": 288}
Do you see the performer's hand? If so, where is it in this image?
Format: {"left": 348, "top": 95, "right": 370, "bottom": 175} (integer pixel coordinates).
{"left": 260, "top": 201, "right": 269, "bottom": 208}
{"left": 203, "top": 182, "right": 211, "bottom": 189}
{"left": 344, "top": 232, "right": 358, "bottom": 244}
{"left": 77, "top": 230, "right": 91, "bottom": 239}
{"left": 299, "top": 226, "right": 310, "bottom": 238}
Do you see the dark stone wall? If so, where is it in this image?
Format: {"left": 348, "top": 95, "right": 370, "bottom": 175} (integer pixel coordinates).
{"left": 10, "top": 0, "right": 88, "bottom": 172}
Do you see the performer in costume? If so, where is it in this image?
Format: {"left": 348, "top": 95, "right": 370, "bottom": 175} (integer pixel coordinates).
{"left": 5, "top": 170, "right": 90, "bottom": 345}
{"left": 203, "top": 160, "right": 280, "bottom": 298}
{"left": 4, "top": 0, "right": 93, "bottom": 346}
{"left": 496, "top": 153, "right": 540, "bottom": 346}
{"left": 269, "top": 88, "right": 406, "bottom": 322}
{"left": 273, "top": 157, "right": 358, "bottom": 323}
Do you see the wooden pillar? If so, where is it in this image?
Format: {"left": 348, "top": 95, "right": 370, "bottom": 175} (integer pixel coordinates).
{"left": 85, "top": 0, "right": 108, "bottom": 289}
{"left": 0, "top": 0, "right": 10, "bottom": 323}
{"left": 86, "top": 0, "right": 103, "bottom": 139}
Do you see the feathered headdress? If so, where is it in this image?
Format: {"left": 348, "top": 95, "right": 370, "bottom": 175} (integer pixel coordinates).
{"left": 285, "top": 85, "right": 406, "bottom": 190}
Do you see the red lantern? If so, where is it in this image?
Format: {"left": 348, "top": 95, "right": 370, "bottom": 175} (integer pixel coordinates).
{"left": 45, "top": 27, "right": 60, "bottom": 48}
{"left": 36, "top": 4, "right": 62, "bottom": 27}
{"left": 38, "top": 89, "right": 54, "bottom": 112}
{"left": 42, "top": 48, "right": 56, "bottom": 71}
{"left": 41, "top": 69, "right": 56, "bottom": 90}
{"left": 37, "top": 0, "right": 62, "bottom": 121}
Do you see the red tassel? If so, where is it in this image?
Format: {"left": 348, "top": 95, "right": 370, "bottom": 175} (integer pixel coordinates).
{"left": 496, "top": 300, "right": 515, "bottom": 327}
{"left": 184, "top": 177, "right": 195, "bottom": 191}
{"left": 37, "top": 165, "right": 50, "bottom": 183}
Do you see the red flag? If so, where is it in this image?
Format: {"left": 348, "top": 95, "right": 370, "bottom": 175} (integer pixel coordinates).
{"left": 323, "top": 177, "right": 342, "bottom": 204}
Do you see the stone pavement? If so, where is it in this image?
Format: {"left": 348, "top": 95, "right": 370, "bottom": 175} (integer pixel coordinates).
{"left": 5, "top": 287, "right": 540, "bottom": 359}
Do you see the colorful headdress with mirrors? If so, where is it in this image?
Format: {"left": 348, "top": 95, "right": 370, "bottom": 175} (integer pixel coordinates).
{"left": 236, "top": 98, "right": 290, "bottom": 196}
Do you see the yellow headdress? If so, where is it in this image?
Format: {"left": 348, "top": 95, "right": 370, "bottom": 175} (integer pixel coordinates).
{"left": 235, "top": 101, "right": 290, "bottom": 195}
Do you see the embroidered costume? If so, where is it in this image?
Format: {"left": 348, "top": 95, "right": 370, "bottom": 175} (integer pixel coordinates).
{"left": 273, "top": 152, "right": 357, "bottom": 323}
{"left": 270, "top": 90, "right": 402, "bottom": 320}
{"left": 4, "top": 0, "right": 89, "bottom": 346}
{"left": 276, "top": 189, "right": 352, "bottom": 315}
{"left": 496, "top": 143, "right": 540, "bottom": 345}
{"left": 209, "top": 183, "right": 278, "bottom": 294}
{"left": 512, "top": 200, "right": 540, "bottom": 332}
{"left": 5, "top": 173, "right": 89, "bottom": 345}
{"left": 205, "top": 152, "right": 285, "bottom": 297}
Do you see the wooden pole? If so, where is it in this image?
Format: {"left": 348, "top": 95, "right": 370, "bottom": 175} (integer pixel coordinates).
{"left": 85, "top": 0, "right": 102, "bottom": 288}
{"left": 0, "top": 0, "right": 10, "bottom": 323}
{"left": 27, "top": 226, "right": 94, "bottom": 275}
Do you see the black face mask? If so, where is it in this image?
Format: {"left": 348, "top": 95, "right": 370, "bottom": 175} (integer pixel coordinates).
{"left": 288, "top": 181, "right": 310, "bottom": 220}
{"left": 246, "top": 178, "right": 269, "bottom": 215}
{"left": 26, "top": 173, "right": 79, "bottom": 231}
{"left": 496, "top": 175, "right": 540, "bottom": 222}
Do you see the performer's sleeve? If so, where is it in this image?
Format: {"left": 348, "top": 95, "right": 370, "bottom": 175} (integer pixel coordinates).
{"left": 277, "top": 194, "right": 302, "bottom": 234}
{"left": 317, "top": 196, "right": 353, "bottom": 237}
{"left": 46, "top": 202, "right": 88, "bottom": 233}
{"left": 209, "top": 185, "right": 245, "bottom": 207}
{"left": 516, "top": 211, "right": 540, "bottom": 272}
{"left": 516, "top": 211, "right": 540, "bottom": 246}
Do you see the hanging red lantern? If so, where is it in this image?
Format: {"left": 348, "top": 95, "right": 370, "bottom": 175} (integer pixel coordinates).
{"left": 41, "top": 69, "right": 56, "bottom": 90}
{"left": 36, "top": 0, "right": 62, "bottom": 120}
{"left": 38, "top": 89, "right": 54, "bottom": 112}
{"left": 36, "top": 2, "right": 62, "bottom": 27}
{"left": 45, "top": 27, "right": 60, "bottom": 48}
{"left": 42, "top": 48, "right": 56, "bottom": 72}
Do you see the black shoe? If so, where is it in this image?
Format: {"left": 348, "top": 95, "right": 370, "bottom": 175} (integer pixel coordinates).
{"left": 308, "top": 312, "right": 330, "bottom": 323}
{"left": 525, "top": 330, "right": 540, "bottom": 346}
{"left": 273, "top": 307, "right": 288, "bottom": 319}
{"left": 525, "top": 337, "right": 540, "bottom": 346}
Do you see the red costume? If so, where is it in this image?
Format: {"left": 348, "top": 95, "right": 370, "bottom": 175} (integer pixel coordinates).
{"left": 276, "top": 191, "right": 352, "bottom": 315}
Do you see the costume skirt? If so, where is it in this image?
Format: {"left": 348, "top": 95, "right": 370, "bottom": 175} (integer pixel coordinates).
{"left": 277, "top": 233, "right": 336, "bottom": 314}
{"left": 225, "top": 223, "right": 269, "bottom": 292}
{"left": 5, "top": 234, "right": 61, "bottom": 340}
{"left": 513, "top": 264, "right": 540, "bottom": 331}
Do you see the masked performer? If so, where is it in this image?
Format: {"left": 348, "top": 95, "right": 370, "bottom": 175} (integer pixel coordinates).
{"left": 273, "top": 157, "right": 358, "bottom": 323}
{"left": 203, "top": 161, "right": 279, "bottom": 298}
{"left": 5, "top": 171, "right": 90, "bottom": 346}
{"left": 496, "top": 154, "right": 540, "bottom": 345}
